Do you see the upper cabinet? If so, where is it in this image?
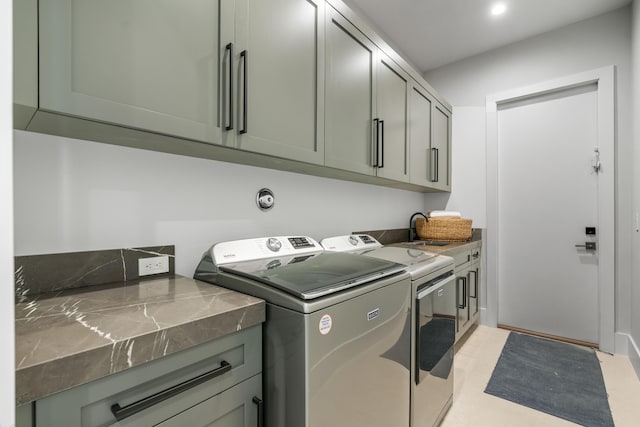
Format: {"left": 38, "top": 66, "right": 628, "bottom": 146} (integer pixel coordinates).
{"left": 13, "top": 0, "right": 38, "bottom": 129}
{"left": 409, "top": 83, "right": 451, "bottom": 191}
{"left": 409, "top": 83, "right": 433, "bottom": 187}
{"left": 18, "top": 0, "right": 451, "bottom": 192}
{"left": 39, "top": 0, "right": 226, "bottom": 146}
{"left": 325, "top": 8, "right": 376, "bottom": 176}
{"left": 431, "top": 101, "right": 452, "bottom": 191}
{"left": 325, "top": 6, "right": 408, "bottom": 183}
{"left": 375, "top": 52, "right": 409, "bottom": 182}
{"left": 232, "top": 0, "right": 325, "bottom": 164}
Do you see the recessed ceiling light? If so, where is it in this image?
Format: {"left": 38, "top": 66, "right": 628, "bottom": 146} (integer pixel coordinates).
{"left": 491, "top": 3, "right": 507, "bottom": 16}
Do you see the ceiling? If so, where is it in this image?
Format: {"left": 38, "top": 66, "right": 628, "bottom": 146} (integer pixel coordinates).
{"left": 342, "top": 0, "right": 632, "bottom": 72}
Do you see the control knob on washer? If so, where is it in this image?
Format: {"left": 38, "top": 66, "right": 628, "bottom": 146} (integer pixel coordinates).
{"left": 266, "top": 238, "right": 282, "bottom": 252}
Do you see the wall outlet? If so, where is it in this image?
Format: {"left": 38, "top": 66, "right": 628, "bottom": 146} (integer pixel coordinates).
{"left": 138, "top": 256, "right": 170, "bottom": 276}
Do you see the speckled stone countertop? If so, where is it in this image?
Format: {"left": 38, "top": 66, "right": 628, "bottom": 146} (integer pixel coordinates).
{"left": 15, "top": 275, "right": 265, "bottom": 405}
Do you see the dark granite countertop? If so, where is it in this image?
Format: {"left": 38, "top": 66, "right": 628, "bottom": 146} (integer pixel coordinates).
{"left": 15, "top": 275, "right": 265, "bottom": 405}
{"left": 389, "top": 230, "right": 482, "bottom": 256}
{"left": 355, "top": 228, "right": 483, "bottom": 256}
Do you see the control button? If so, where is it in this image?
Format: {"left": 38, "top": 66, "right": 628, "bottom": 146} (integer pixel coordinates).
{"left": 288, "top": 237, "right": 314, "bottom": 249}
{"left": 360, "top": 235, "right": 375, "bottom": 244}
{"left": 267, "top": 238, "right": 282, "bottom": 252}
{"left": 266, "top": 259, "right": 281, "bottom": 269}
{"left": 348, "top": 236, "right": 359, "bottom": 246}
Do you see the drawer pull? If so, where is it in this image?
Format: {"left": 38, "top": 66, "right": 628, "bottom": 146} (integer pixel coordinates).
{"left": 110, "top": 360, "right": 232, "bottom": 421}
{"left": 253, "top": 396, "right": 264, "bottom": 427}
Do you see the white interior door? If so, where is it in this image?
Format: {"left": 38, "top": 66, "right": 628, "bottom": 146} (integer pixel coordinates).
{"left": 497, "top": 84, "right": 600, "bottom": 344}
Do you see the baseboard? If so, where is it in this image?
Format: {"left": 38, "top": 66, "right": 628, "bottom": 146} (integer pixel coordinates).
{"left": 614, "top": 332, "right": 629, "bottom": 354}
{"left": 629, "top": 335, "right": 640, "bottom": 381}
{"left": 479, "top": 307, "right": 496, "bottom": 327}
{"left": 614, "top": 332, "right": 640, "bottom": 381}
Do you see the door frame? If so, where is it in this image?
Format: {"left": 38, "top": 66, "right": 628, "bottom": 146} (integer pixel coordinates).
{"left": 485, "top": 66, "right": 615, "bottom": 353}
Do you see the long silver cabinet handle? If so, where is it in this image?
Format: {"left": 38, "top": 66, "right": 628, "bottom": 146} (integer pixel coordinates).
{"left": 110, "top": 360, "right": 232, "bottom": 421}
{"left": 225, "top": 43, "right": 234, "bottom": 131}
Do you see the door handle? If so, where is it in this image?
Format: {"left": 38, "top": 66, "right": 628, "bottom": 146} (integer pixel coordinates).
{"left": 373, "top": 118, "right": 379, "bottom": 167}
{"left": 456, "top": 277, "right": 466, "bottom": 309}
{"left": 253, "top": 396, "right": 264, "bottom": 427}
{"left": 469, "top": 269, "right": 478, "bottom": 298}
{"left": 378, "top": 119, "right": 384, "bottom": 168}
{"left": 431, "top": 148, "right": 439, "bottom": 182}
{"left": 239, "top": 50, "right": 248, "bottom": 134}
{"left": 435, "top": 148, "right": 439, "bottom": 182}
{"left": 225, "top": 43, "right": 234, "bottom": 131}
{"left": 575, "top": 242, "right": 596, "bottom": 250}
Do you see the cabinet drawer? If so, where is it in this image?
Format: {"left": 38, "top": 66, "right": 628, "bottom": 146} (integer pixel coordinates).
{"left": 36, "top": 325, "right": 261, "bottom": 427}
{"left": 157, "top": 374, "right": 262, "bottom": 427}
{"left": 451, "top": 248, "right": 471, "bottom": 269}
{"left": 470, "top": 245, "right": 481, "bottom": 262}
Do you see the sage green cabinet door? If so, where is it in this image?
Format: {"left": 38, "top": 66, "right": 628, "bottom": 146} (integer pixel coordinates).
{"left": 39, "top": 0, "right": 224, "bottom": 145}
{"left": 157, "top": 375, "right": 262, "bottom": 427}
{"left": 409, "top": 84, "right": 432, "bottom": 187}
{"left": 431, "top": 102, "right": 452, "bottom": 190}
{"left": 375, "top": 54, "right": 409, "bottom": 182}
{"left": 13, "top": 0, "right": 38, "bottom": 129}
{"left": 325, "top": 7, "right": 376, "bottom": 175}
{"left": 234, "top": 0, "right": 324, "bottom": 164}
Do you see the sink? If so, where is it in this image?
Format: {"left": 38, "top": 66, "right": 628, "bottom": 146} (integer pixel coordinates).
{"left": 406, "top": 240, "right": 453, "bottom": 247}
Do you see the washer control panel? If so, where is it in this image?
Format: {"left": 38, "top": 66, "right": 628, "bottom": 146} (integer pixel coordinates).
{"left": 213, "top": 236, "right": 321, "bottom": 264}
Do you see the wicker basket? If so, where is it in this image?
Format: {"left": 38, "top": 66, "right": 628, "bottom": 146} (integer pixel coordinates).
{"left": 416, "top": 216, "right": 472, "bottom": 242}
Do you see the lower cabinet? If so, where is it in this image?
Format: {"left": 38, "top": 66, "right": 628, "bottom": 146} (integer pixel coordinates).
{"left": 454, "top": 244, "right": 481, "bottom": 342}
{"left": 32, "top": 325, "right": 262, "bottom": 427}
{"left": 156, "top": 375, "right": 262, "bottom": 427}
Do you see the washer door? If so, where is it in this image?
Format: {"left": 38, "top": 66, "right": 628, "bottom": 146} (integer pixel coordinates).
{"left": 307, "top": 276, "right": 411, "bottom": 427}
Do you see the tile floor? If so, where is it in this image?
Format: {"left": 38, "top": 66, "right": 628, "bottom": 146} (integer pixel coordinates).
{"left": 440, "top": 326, "right": 640, "bottom": 427}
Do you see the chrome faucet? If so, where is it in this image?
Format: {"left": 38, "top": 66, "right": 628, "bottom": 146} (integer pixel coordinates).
{"left": 408, "top": 212, "right": 428, "bottom": 242}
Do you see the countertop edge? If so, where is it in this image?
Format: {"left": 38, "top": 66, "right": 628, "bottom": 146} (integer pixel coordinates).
{"left": 16, "top": 283, "right": 265, "bottom": 405}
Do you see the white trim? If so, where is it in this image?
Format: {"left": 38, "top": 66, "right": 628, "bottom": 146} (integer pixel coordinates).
{"left": 615, "top": 332, "right": 629, "bottom": 354}
{"left": 485, "top": 66, "right": 616, "bottom": 353}
{"left": 615, "top": 332, "right": 640, "bottom": 380}
{"left": 1, "top": 0, "right": 15, "bottom": 424}
{"left": 629, "top": 334, "right": 640, "bottom": 380}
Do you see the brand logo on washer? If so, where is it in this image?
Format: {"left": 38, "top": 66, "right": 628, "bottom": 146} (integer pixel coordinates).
{"left": 367, "top": 308, "right": 380, "bottom": 321}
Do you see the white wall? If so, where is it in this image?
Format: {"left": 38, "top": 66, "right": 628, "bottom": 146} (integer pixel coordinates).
{"left": 1, "top": 1, "right": 15, "bottom": 425}
{"left": 13, "top": 131, "right": 425, "bottom": 276}
{"left": 631, "top": 0, "right": 640, "bottom": 374}
{"left": 437, "top": 106, "right": 486, "bottom": 228}
{"left": 424, "top": 6, "right": 633, "bottom": 348}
